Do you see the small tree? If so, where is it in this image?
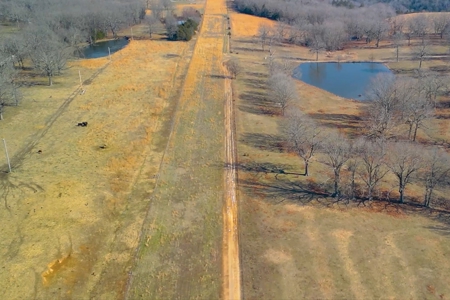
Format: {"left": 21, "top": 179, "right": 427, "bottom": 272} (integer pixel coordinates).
{"left": 357, "top": 138, "right": 389, "bottom": 201}
{"left": 322, "top": 132, "right": 352, "bottom": 197}
{"left": 146, "top": 15, "right": 159, "bottom": 38}
{"left": 402, "top": 91, "right": 434, "bottom": 141}
{"left": 421, "top": 147, "right": 450, "bottom": 207}
{"left": 30, "top": 39, "right": 68, "bottom": 86}
{"left": 414, "top": 40, "right": 429, "bottom": 69}
{"left": 284, "top": 110, "right": 323, "bottom": 176}
{"left": 224, "top": 58, "right": 240, "bottom": 79}
{"left": 392, "top": 32, "right": 404, "bottom": 62}
{"left": 385, "top": 142, "right": 423, "bottom": 203}
{"left": 258, "top": 24, "right": 274, "bottom": 51}
{"left": 268, "top": 72, "right": 298, "bottom": 116}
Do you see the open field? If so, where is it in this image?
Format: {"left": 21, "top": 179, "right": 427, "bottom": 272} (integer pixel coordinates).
{"left": 126, "top": 0, "right": 229, "bottom": 298}
{"left": 0, "top": 38, "right": 194, "bottom": 298}
{"left": 229, "top": 10, "right": 450, "bottom": 299}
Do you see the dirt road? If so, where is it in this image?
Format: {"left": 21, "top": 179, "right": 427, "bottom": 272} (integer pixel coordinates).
{"left": 223, "top": 71, "right": 241, "bottom": 300}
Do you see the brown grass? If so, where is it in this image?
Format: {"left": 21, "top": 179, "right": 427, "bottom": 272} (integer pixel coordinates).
{"left": 0, "top": 38, "right": 192, "bottom": 299}
{"left": 230, "top": 10, "right": 450, "bottom": 300}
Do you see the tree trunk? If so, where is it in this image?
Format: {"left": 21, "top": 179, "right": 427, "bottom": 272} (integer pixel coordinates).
{"left": 413, "top": 123, "right": 419, "bottom": 141}
{"left": 419, "top": 57, "right": 423, "bottom": 69}
{"left": 399, "top": 186, "right": 404, "bottom": 203}
{"left": 408, "top": 122, "right": 413, "bottom": 140}
{"left": 304, "top": 160, "right": 309, "bottom": 177}
{"left": 368, "top": 186, "right": 373, "bottom": 201}
{"left": 333, "top": 170, "right": 340, "bottom": 197}
{"left": 396, "top": 46, "right": 399, "bottom": 62}
{"left": 316, "top": 51, "right": 318, "bottom": 61}
{"left": 48, "top": 75, "right": 53, "bottom": 86}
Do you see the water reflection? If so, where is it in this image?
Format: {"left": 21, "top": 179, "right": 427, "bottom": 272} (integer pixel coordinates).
{"left": 292, "top": 62, "right": 392, "bottom": 100}
{"left": 80, "top": 38, "right": 129, "bottom": 59}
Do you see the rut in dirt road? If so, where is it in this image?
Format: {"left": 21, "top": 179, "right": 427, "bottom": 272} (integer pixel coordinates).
{"left": 223, "top": 70, "right": 241, "bottom": 300}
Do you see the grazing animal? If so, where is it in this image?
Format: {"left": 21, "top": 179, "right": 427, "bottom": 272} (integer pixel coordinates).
{"left": 77, "top": 122, "right": 88, "bottom": 127}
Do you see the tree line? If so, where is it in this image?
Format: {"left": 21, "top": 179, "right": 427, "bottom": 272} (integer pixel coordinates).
{"left": 239, "top": 59, "right": 450, "bottom": 208}
{"left": 0, "top": 0, "right": 146, "bottom": 94}
{"left": 237, "top": 0, "right": 450, "bottom": 59}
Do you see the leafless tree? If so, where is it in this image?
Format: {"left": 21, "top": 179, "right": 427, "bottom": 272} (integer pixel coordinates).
{"left": 307, "top": 26, "right": 325, "bottom": 61}
{"left": 258, "top": 24, "right": 274, "bottom": 51}
{"left": 365, "top": 74, "right": 410, "bottom": 137}
{"left": 385, "top": 142, "right": 423, "bottom": 203}
{"left": 1, "top": 35, "right": 28, "bottom": 69}
{"left": 30, "top": 32, "right": 68, "bottom": 86}
{"left": 421, "top": 147, "right": 450, "bottom": 207}
{"left": 365, "top": 18, "right": 390, "bottom": 47}
{"left": 164, "top": 14, "right": 178, "bottom": 40}
{"left": 414, "top": 40, "right": 429, "bottom": 69}
{"left": 418, "top": 71, "right": 447, "bottom": 104}
{"left": 402, "top": 89, "right": 434, "bottom": 141}
{"left": 357, "top": 138, "right": 389, "bottom": 201}
{"left": 268, "top": 72, "right": 298, "bottom": 116}
{"left": 146, "top": 15, "right": 159, "bottom": 38}
{"left": 408, "top": 14, "right": 429, "bottom": 43}
{"left": 392, "top": 32, "right": 404, "bottom": 62}
{"left": 431, "top": 14, "right": 450, "bottom": 39}
{"left": 0, "top": 57, "right": 18, "bottom": 120}
{"left": 284, "top": 110, "right": 323, "bottom": 176}
{"left": 224, "top": 58, "right": 241, "bottom": 79}
{"left": 321, "top": 132, "right": 352, "bottom": 197}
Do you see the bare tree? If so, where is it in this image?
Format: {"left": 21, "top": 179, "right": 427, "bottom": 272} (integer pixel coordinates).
{"left": 321, "top": 132, "right": 352, "bottom": 197}
{"left": 418, "top": 71, "right": 447, "bottom": 104}
{"left": 30, "top": 34, "right": 68, "bottom": 86}
{"left": 1, "top": 35, "right": 29, "bottom": 69}
{"left": 357, "top": 138, "right": 389, "bottom": 201}
{"left": 224, "top": 58, "right": 241, "bottom": 79}
{"left": 164, "top": 14, "right": 178, "bottom": 40}
{"left": 146, "top": 15, "right": 158, "bottom": 38}
{"left": 258, "top": 24, "right": 274, "bottom": 51}
{"left": 421, "top": 147, "right": 450, "bottom": 207}
{"left": 385, "top": 142, "right": 423, "bottom": 203}
{"left": 408, "top": 14, "right": 429, "bottom": 43}
{"left": 431, "top": 14, "right": 450, "bottom": 39}
{"left": 307, "top": 25, "right": 325, "bottom": 61}
{"left": 402, "top": 89, "right": 434, "bottom": 141}
{"left": 414, "top": 40, "right": 429, "bottom": 69}
{"left": 0, "top": 57, "right": 18, "bottom": 120}
{"left": 284, "top": 110, "right": 323, "bottom": 176}
{"left": 392, "top": 32, "right": 404, "bottom": 62}
{"left": 268, "top": 72, "right": 298, "bottom": 116}
{"left": 365, "top": 74, "right": 410, "bottom": 137}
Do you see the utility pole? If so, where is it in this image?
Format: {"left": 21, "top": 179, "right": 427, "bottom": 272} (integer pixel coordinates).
{"left": 2, "top": 138, "right": 11, "bottom": 173}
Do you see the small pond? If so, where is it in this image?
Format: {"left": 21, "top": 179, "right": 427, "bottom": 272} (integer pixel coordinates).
{"left": 292, "top": 62, "right": 393, "bottom": 100}
{"left": 80, "top": 38, "right": 129, "bottom": 59}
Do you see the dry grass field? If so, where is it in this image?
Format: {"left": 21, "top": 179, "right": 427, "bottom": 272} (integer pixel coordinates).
{"left": 0, "top": 38, "right": 194, "bottom": 299}
{"left": 230, "top": 10, "right": 450, "bottom": 299}
{"left": 126, "top": 0, "right": 228, "bottom": 298}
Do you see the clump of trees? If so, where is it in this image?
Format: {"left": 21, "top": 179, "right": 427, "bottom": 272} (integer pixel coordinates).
{"left": 169, "top": 19, "right": 199, "bottom": 41}
{"left": 0, "top": 56, "right": 19, "bottom": 120}
{"left": 365, "top": 73, "right": 444, "bottom": 141}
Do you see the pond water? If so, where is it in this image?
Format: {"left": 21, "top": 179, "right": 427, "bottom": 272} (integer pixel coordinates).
{"left": 80, "top": 38, "right": 129, "bottom": 59}
{"left": 292, "top": 62, "right": 393, "bottom": 100}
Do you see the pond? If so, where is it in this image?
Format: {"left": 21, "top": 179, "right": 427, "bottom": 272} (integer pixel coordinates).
{"left": 80, "top": 38, "right": 129, "bottom": 59}
{"left": 292, "top": 62, "right": 393, "bottom": 100}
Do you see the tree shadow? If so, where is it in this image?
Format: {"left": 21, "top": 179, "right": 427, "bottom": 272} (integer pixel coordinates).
{"left": 240, "top": 132, "right": 285, "bottom": 152}
{"left": 309, "top": 113, "right": 364, "bottom": 131}
{"left": 238, "top": 91, "right": 277, "bottom": 116}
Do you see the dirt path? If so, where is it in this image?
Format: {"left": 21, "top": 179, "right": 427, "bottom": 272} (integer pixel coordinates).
{"left": 223, "top": 72, "right": 241, "bottom": 300}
